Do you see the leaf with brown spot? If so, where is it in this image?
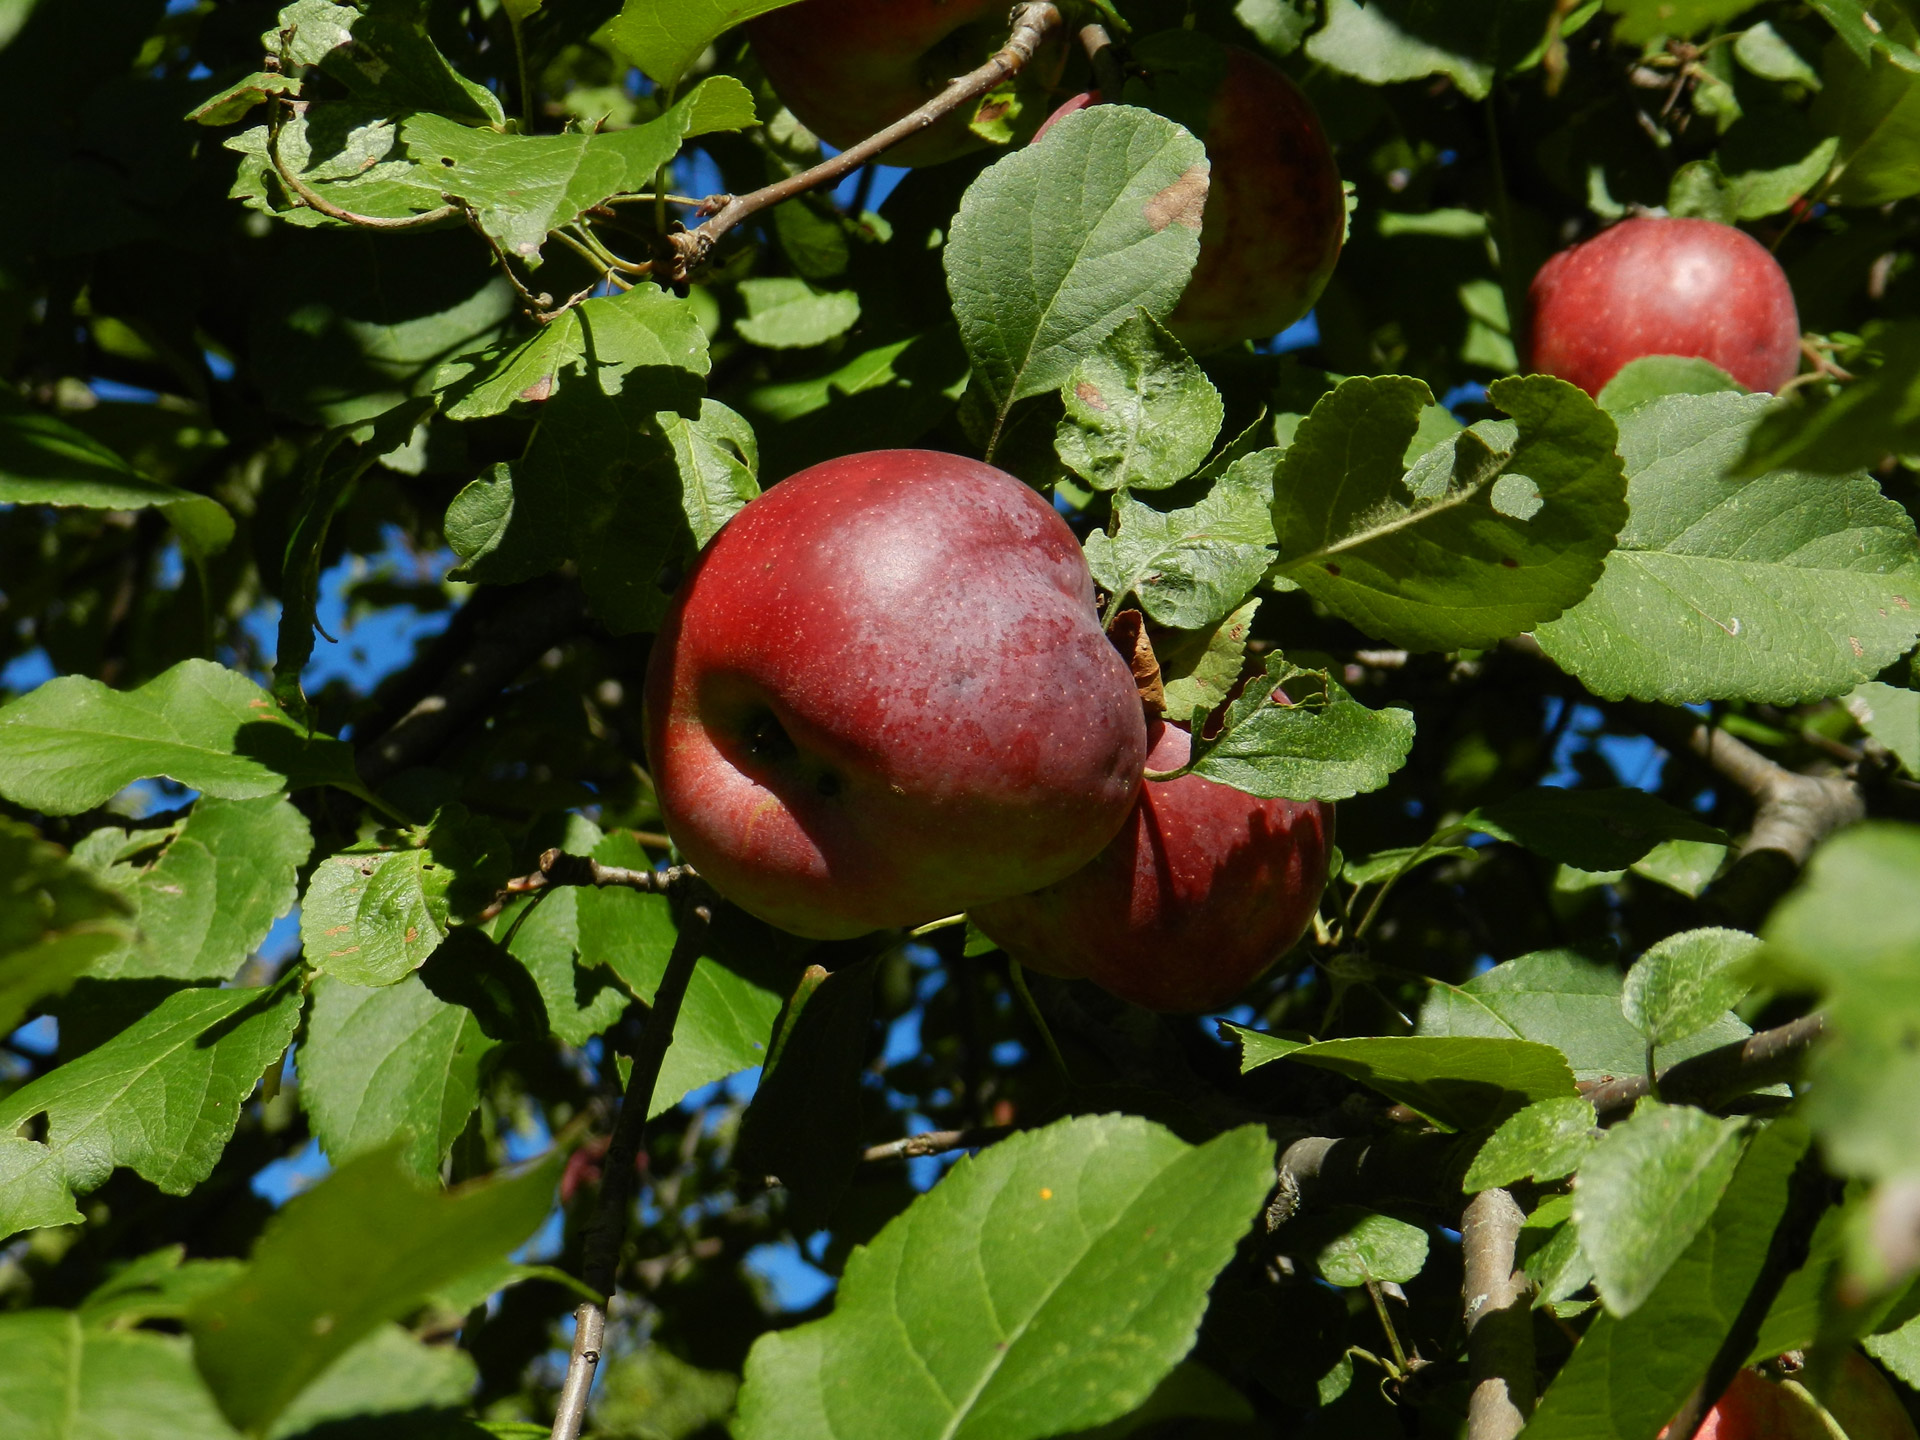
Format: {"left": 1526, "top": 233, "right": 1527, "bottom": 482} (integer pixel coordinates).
{"left": 1142, "top": 164, "right": 1209, "bottom": 232}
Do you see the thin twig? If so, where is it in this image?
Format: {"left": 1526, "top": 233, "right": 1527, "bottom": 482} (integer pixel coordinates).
{"left": 1582, "top": 1012, "right": 1826, "bottom": 1120}
{"left": 1463, "top": 1188, "right": 1535, "bottom": 1440}
{"left": 550, "top": 889, "right": 714, "bottom": 1440}
{"left": 659, "top": 2, "right": 1063, "bottom": 283}
{"left": 1008, "top": 961, "right": 1074, "bottom": 1085}
{"left": 861, "top": 1126, "right": 1014, "bottom": 1163}
{"left": 1078, "top": 22, "right": 1127, "bottom": 96}
{"left": 505, "top": 847, "right": 696, "bottom": 900}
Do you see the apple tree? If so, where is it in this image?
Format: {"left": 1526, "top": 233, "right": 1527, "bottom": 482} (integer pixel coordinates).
{"left": 2, "top": 0, "right": 1920, "bottom": 1437}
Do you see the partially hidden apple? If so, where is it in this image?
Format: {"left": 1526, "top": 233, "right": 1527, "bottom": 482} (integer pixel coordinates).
{"left": 1526, "top": 216, "right": 1801, "bottom": 396}
{"left": 746, "top": 0, "right": 1056, "bottom": 168}
{"left": 971, "top": 719, "right": 1333, "bottom": 1012}
{"left": 644, "top": 450, "right": 1149, "bottom": 940}
{"left": 1660, "top": 1357, "right": 1918, "bottom": 1440}
{"left": 1034, "top": 46, "right": 1346, "bottom": 353}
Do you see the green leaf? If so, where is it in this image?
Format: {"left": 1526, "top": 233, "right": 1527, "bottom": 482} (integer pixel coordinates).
{"left": 1597, "top": 356, "right": 1745, "bottom": 415}
{"left": 1160, "top": 597, "right": 1261, "bottom": 721}
{"left": 735, "top": 278, "right": 861, "bottom": 349}
{"left": 188, "top": 1143, "right": 561, "bottom": 1436}
{"left": 1536, "top": 393, "right": 1920, "bottom": 704}
{"left": 81, "top": 796, "right": 309, "bottom": 982}
{"left": 299, "top": 973, "right": 496, "bottom": 1182}
{"left": 1053, "top": 311, "right": 1225, "bottom": 492}
{"left": 1083, "top": 452, "right": 1275, "bottom": 631}
{"left": 301, "top": 806, "right": 509, "bottom": 987}
{"left": 1603, "top": 0, "right": 1764, "bottom": 43}
{"left": 1187, "top": 657, "right": 1416, "bottom": 802}
{"left": 186, "top": 68, "right": 300, "bottom": 126}
{"left": 1736, "top": 321, "right": 1920, "bottom": 477}
{"left": 1270, "top": 374, "right": 1627, "bottom": 651}
{"left": 496, "top": 885, "right": 630, "bottom": 1049}
{"left": 1574, "top": 1102, "right": 1750, "bottom": 1316}
{"left": 733, "top": 1115, "right": 1274, "bottom": 1440}
{"left": 734, "top": 956, "right": 880, "bottom": 1231}
{"left": 225, "top": 108, "right": 450, "bottom": 231}
{"left": 575, "top": 830, "right": 787, "bottom": 1110}
{"left": 0, "top": 1311, "right": 239, "bottom": 1439}
{"left": 1466, "top": 787, "right": 1730, "bottom": 872}
{"left": 1227, "top": 1029, "right": 1577, "bottom": 1130}
{"left": 1706, "top": 132, "right": 1840, "bottom": 221}
{"left": 0, "top": 659, "right": 360, "bottom": 814}
{"left": 594, "top": 1344, "right": 743, "bottom": 1440}
{"left": 607, "top": 0, "right": 804, "bottom": 91}
{"left": 1521, "top": 1195, "right": 1595, "bottom": 1306}
{"left": 1464, "top": 1096, "right": 1599, "bottom": 1192}
{"left": 1305, "top": 0, "right": 1494, "bottom": 98}
{"left": 1631, "top": 838, "right": 1730, "bottom": 898}
{"left": 1417, "top": 947, "right": 1755, "bottom": 1080}
{"left": 433, "top": 280, "right": 706, "bottom": 416}
{"left": 279, "top": 0, "right": 503, "bottom": 127}
{"left": 0, "top": 984, "right": 302, "bottom": 1238}
{"left": 663, "top": 399, "right": 760, "bottom": 548}
{"left": 0, "top": 818, "right": 134, "bottom": 1039}
{"left": 76, "top": 1246, "right": 246, "bottom": 1331}
{"left": 1340, "top": 841, "right": 1477, "bottom": 887}
{"left": 1849, "top": 681, "right": 1920, "bottom": 774}
{"left": 0, "top": 395, "right": 235, "bottom": 556}
{"left": 1622, "top": 927, "right": 1762, "bottom": 1049}
{"left": 1291, "top": 1207, "right": 1430, "bottom": 1288}
{"left": 1811, "top": 25, "right": 1920, "bottom": 207}
{"left": 265, "top": 1323, "right": 479, "bottom": 1440}
{"left": 945, "top": 106, "right": 1207, "bottom": 450}
{"left": 1527, "top": 1118, "right": 1810, "bottom": 1440}
{"left": 1735, "top": 21, "right": 1822, "bottom": 86}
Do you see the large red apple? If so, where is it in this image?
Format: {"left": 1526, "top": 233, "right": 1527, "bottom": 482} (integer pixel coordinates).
{"left": 970, "top": 719, "right": 1333, "bottom": 1013}
{"left": 1032, "top": 47, "right": 1346, "bottom": 353}
{"left": 746, "top": 0, "right": 1055, "bottom": 168}
{"left": 1659, "top": 1357, "right": 1917, "bottom": 1440}
{"left": 1526, "top": 217, "right": 1801, "bottom": 396}
{"left": 644, "top": 450, "right": 1148, "bottom": 940}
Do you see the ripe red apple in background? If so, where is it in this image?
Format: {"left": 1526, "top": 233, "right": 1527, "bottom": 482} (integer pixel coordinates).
{"left": 746, "top": 0, "right": 1056, "bottom": 168}
{"left": 644, "top": 450, "right": 1148, "bottom": 940}
{"left": 1526, "top": 217, "right": 1801, "bottom": 396}
{"left": 971, "top": 720, "right": 1333, "bottom": 1012}
{"left": 1033, "top": 47, "right": 1345, "bottom": 353}
{"left": 1659, "top": 1356, "right": 1917, "bottom": 1440}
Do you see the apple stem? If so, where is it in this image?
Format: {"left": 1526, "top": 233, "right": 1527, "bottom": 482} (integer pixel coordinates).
{"left": 552, "top": 887, "right": 715, "bottom": 1440}
{"left": 1008, "top": 961, "right": 1075, "bottom": 1085}
{"left": 1365, "top": 1279, "right": 1413, "bottom": 1376}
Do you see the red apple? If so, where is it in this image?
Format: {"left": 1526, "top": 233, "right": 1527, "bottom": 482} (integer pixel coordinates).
{"left": 1659, "top": 1357, "right": 1917, "bottom": 1440}
{"left": 1525, "top": 217, "right": 1802, "bottom": 396}
{"left": 644, "top": 450, "right": 1149, "bottom": 940}
{"left": 746, "top": 0, "right": 1055, "bottom": 168}
{"left": 1033, "top": 47, "right": 1346, "bottom": 353}
{"left": 971, "top": 719, "right": 1333, "bottom": 1013}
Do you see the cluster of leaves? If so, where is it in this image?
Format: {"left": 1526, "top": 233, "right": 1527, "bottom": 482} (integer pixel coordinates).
{"left": 1, "top": 0, "right": 1919, "bottom": 1435}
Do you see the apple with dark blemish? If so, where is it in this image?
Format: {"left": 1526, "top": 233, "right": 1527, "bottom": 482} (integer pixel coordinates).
{"left": 1526, "top": 217, "right": 1802, "bottom": 396}
{"left": 644, "top": 450, "right": 1149, "bottom": 939}
{"left": 972, "top": 719, "right": 1333, "bottom": 1012}
{"left": 1034, "top": 47, "right": 1346, "bottom": 352}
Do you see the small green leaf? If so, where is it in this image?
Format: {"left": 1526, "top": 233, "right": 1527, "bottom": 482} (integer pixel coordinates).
{"left": 301, "top": 806, "right": 509, "bottom": 987}
{"left": 186, "top": 69, "right": 300, "bottom": 126}
{"left": 1293, "top": 1207, "right": 1430, "bottom": 1288}
{"left": 663, "top": 399, "right": 760, "bottom": 549}
{"left": 1188, "top": 656, "right": 1415, "bottom": 802}
{"left": 1160, "top": 598, "right": 1260, "bottom": 721}
{"left": 1621, "top": 927, "right": 1761, "bottom": 1049}
{"left": 735, "top": 278, "right": 861, "bottom": 350}
{"left": 607, "top": 0, "right": 804, "bottom": 91}
{"left": 188, "top": 1143, "right": 561, "bottom": 1436}
{"left": 1339, "top": 842, "right": 1477, "bottom": 888}
{"left": 0, "top": 1312, "right": 239, "bottom": 1439}
{"left": 76, "top": 1246, "right": 247, "bottom": 1331}
{"left": 1053, "top": 311, "right": 1224, "bottom": 491}
{"left": 0, "top": 984, "right": 302, "bottom": 1239}
{"left": 1597, "top": 356, "right": 1745, "bottom": 414}
{"left": 1810, "top": 25, "right": 1920, "bottom": 207}
{"left": 1603, "top": 0, "right": 1764, "bottom": 43}
{"left": 945, "top": 106, "right": 1207, "bottom": 449}
{"left": 1849, "top": 681, "right": 1920, "bottom": 775}
{"left": 1305, "top": 0, "right": 1494, "bottom": 99}
{"left": 1467, "top": 787, "right": 1730, "bottom": 872}
{"left": 1537, "top": 392, "right": 1920, "bottom": 704}
{"left": 1084, "top": 452, "right": 1275, "bottom": 630}
{"left": 1737, "top": 321, "right": 1920, "bottom": 477}
{"left": 1228, "top": 1027, "right": 1579, "bottom": 1130}
{"left": 299, "top": 973, "right": 497, "bottom": 1181}
{"left": 1465, "top": 1097, "right": 1599, "bottom": 1192}
{"left": 1734, "top": 22, "right": 1821, "bottom": 86}
{"left": 1270, "top": 374, "right": 1627, "bottom": 651}
{"left": 0, "top": 659, "right": 359, "bottom": 814}
{"left": 733, "top": 1115, "right": 1274, "bottom": 1440}
{"left": 0, "top": 819, "right": 134, "bottom": 1042}
{"left": 1576, "top": 1102, "right": 1750, "bottom": 1318}
{"left": 82, "top": 796, "right": 309, "bottom": 983}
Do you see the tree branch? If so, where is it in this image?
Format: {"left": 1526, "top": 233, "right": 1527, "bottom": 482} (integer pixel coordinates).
{"left": 550, "top": 886, "right": 714, "bottom": 1440}
{"left": 861, "top": 1126, "right": 1013, "bottom": 1163}
{"left": 356, "top": 578, "right": 587, "bottom": 785}
{"left": 659, "top": 2, "right": 1063, "bottom": 283}
{"left": 1581, "top": 1013, "right": 1826, "bottom": 1121}
{"left": 1462, "top": 1188, "right": 1535, "bottom": 1440}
